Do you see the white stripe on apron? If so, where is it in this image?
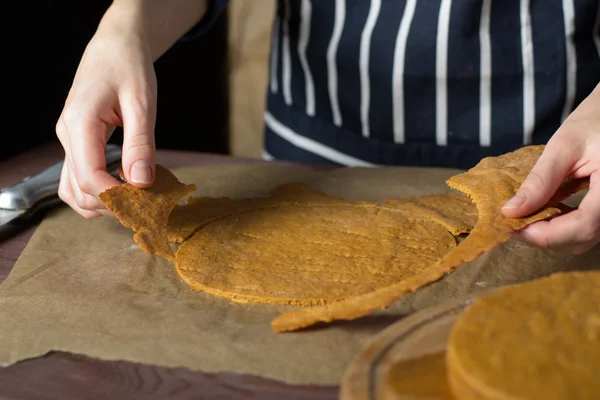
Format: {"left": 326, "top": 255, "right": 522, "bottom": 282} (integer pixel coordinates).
{"left": 328, "top": 0, "right": 346, "bottom": 127}
{"left": 265, "top": 111, "right": 377, "bottom": 166}
{"left": 436, "top": 0, "right": 452, "bottom": 146}
{"left": 282, "top": 0, "right": 293, "bottom": 106}
{"left": 392, "top": 0, "right": 417, "bottom": 144}
{"left": 262, "top": 150, "right": 275, "bottom": 161}
{"left": 359, "top": 0, "right": 382, "bottom": 138}
{"left": 561, "top": 0, "right": 577, "bottom": 122}
{"left": 298, "top": 0, "right": 315, "bottom": 116}
{"left": 479, "top": 0, "right": 493, "bottom": 147}
{"left": 520, "top": 0, "right": 535, "bottom": 145}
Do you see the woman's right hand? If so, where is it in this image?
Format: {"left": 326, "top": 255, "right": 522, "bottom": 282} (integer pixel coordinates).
{"left": 56, "top": 2, "right": 158, "bottom": 219}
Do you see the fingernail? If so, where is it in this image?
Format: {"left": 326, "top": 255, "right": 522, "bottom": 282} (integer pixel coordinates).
{"left": 130, "top": 160, "right": 153, "bottom": 184}
{"left": 503, "top": 192, "right": 526, "bottom": 209}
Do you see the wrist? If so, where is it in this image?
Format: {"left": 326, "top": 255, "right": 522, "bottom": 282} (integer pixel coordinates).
{"left": 98, "top": 1, "right": 146, "bottom": 37}
{"left": 105, "top": 0, "right": 209, "bottom": 61}
{"left": 94, "top": 0, "right": 208, "bottom": 61}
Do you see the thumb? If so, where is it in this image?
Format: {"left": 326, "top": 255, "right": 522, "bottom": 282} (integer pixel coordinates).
{"left": 502, "top": 145, "right": 575, "bottom": 218}
{"left": 120, "top": 95, "right": 156, "bottom": 188}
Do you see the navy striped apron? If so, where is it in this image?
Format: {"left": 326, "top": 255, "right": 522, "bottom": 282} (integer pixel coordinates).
{"left": 190, "top": 0, "right": 600, "bottom": 169}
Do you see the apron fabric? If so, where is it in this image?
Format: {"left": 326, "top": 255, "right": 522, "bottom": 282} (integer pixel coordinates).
{"left": 188, "top": 0, "right": 600, "bottom": 169}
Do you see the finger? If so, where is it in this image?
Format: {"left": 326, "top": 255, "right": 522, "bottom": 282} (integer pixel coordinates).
{"left": 502, "top": 141, "right": 579, "bottom": 218}
{"left": 65, "top": 157, "right": 107, "bottom": 212}
{"left": 512, "top": 230, "right": 593, "bottom": 254}
{"left": 55, "top": 116, "right": 69, "bottom": 154}
{"left": 517, "top": 171, "right": 600, "bottom": 252}
{"left": 58, "top": 116, "right": 112, "bottom": 217}
{"left": 58, "top": 160, "right": 104, "bottom": 219}
{"left": 120, "top": 91, "right": 156, "bottom": 188}
{"left": 515, "top": 220, "right": 599, "bottom": 254}
{"left": 65, "top": 112, "right": 121, "bottom": 198}
{"left": 68, "top": 163, "right": 115, "bottom": 218}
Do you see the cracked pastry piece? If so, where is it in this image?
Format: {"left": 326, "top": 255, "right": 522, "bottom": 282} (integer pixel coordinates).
{"left": 271, "top": 145, "right": 589, "bottom": 333}
{"left": 99, "top": 165, "right": 196, "bottom": 261}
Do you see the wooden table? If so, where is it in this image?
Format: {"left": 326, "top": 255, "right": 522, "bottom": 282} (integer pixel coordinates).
{"left": 0, "top": 143, "right": 338, "bottom": 400}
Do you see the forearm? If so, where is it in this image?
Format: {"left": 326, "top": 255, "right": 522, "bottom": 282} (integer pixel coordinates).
{"left": 99, "top": 0, "right": 209, "bottom": 61}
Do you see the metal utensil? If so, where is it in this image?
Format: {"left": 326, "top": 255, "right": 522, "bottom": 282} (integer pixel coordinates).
{"left": 0, "top": 144, "right": 122, "bottom": 231}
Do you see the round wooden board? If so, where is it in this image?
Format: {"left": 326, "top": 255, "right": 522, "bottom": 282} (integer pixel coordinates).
{"left": 340, "top": 288, "right": 496, "bottom": 400}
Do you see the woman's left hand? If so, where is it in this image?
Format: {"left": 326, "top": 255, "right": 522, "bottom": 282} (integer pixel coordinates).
{"left": 502, "top": 83, "right": 600, "bottom": 254}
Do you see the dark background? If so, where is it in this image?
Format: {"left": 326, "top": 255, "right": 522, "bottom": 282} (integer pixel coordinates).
{"left": 4, "top": 1, "right": 229, "bottom": 161}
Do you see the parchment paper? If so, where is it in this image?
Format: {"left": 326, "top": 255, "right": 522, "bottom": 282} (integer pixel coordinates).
{"left": 0, "top": 165, "right": 598, "bottom": 386}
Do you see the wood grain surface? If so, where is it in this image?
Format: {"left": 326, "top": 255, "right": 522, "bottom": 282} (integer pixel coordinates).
{"left": 0, "top": 143, "right": 338, "bottom": 400}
